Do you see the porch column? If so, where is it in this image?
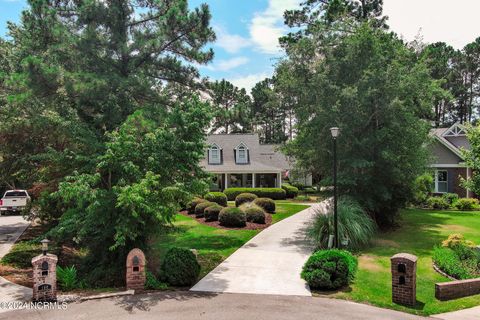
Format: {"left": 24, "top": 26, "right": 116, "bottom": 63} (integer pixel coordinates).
{"left": 252, "top": 173, "right": 256, "bottom": 188}
{"left": 225, "top": 173, "right": 228, "bottom": 189}
{"left": 466, "top": 167, "right": 472, "bottom": 198}
{"left": 277, "top": 172, "right": 282, "bottom": 188}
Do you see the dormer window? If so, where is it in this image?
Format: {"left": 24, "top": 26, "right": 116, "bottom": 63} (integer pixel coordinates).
{"left": 208, "top": 144, "right": 222, "bottom": 164}
{"left": 235, "top": 143, "right": 249, "bottom": 164}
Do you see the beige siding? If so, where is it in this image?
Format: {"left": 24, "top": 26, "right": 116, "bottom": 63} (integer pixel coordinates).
{"left": 430, "top": 141, "right": 462, "bottom": 165}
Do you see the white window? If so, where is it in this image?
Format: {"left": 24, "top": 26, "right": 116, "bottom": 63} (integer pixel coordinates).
{"left": 235, "top": 143, "right": 248, "bottom": 164}
{"left": 209, "top": 144, "right": 221, "bottom": 164}
{"left": 434, "top": 170, "right": 448, "bottom": 193}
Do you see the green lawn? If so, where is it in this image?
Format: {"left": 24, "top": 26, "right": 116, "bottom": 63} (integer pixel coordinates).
{"left": 149, "top": 202, "right": 309, "bottom": 278}
{"left": 331, "top": 209, "right": 480, "bottom": 316}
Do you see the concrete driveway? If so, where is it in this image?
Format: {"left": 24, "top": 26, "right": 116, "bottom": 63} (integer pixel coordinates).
{"left": 0, "top": 291, "right": 427, "bottom": 320}
{"left": 0, "top": 215, "right": 32, "bottom": 304}
{"left": 191, "top": 202, "right": 327, "bottom": 296}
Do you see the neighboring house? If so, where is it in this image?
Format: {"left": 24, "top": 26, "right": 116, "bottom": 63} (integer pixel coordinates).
{"left": 430, "top": 123, "right": 472, "bottom": 197}
{"left": 200, "top": 133, "right": 311, "bottom": 191}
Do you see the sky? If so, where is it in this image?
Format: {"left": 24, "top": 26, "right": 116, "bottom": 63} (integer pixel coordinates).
{"left": 1, "top": 0, "right": 480, "bottom": 93}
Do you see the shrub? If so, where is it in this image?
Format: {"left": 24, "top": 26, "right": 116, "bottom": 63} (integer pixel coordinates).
{"left": 454, "top": 198, "right": 479, "bottom": 210}
{"left": 442, "top": 193, "right": 459, "bottom": 205}
{"left": 57, "top": 265, "right": 79, "bottom": 291}
{"left": 235, "top": 193, "right": 258, "bottom": 207}
{"left": 282, "top": 183, "right": 299, "bottom": 198}
{"left": 204, "top": 192, "right": 228, "bottom": 206}
{"left": 253, "top": 197, "right": 276, "bottom": 213}
{"left": 224, "top": 188, "right": 286, "bottom": 200}
{"left": 241, "top": 203, "right": 266, "bottom": 224}
{"left": 204, "top": 204, "right": 222, "bottom": 222}
{"left": 308, "top": 197, "right": 376, "bottom": 250}
{"left": 145, "top": 271, "right": 168, "bottom": 290}
{"left": 219, "top": 207, "right": 246, "bottom": 227}
{"left": 433, "top": 246, "right": 473, "bottom": 279}
{"left": 301, "top": 249, "right": 357, "bottom": 290}
{"left": 412, "top": 173, "right": 434, "bottom": 205}
{"left": 426, "top": 196, "right": 450, "bottom": 210}
{"left": 161, "top": 248, "right": 201, "bottom": 287}
{"left": 194, "top": 201, "right": 215, "bottom": 218}
{"left": 442, "top": 234, "right": 476, "bottom": 249}
{"left": 303, "top": 187, "right": 317, "bottom": 194}
{"left": 188, "top": 198, "right": 206, "bottom": 214}
{"left": 295, "top": 195, "right": 311, "bottom": 202}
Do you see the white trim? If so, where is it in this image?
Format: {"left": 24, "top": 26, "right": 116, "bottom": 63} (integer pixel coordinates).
{"left": 235, "top": 142, "right": 248, "bottom": 164}
{"left": 208, "top": 143, "right": 222, "bottom": 164}
{"left": 442, "top": 122, "right": 467, "bottom": 137}
{"left": 433, "top": 135, "right": 464, "bottom": 159}
{"left": 430, "top": 163, "right": 466, "bottom": 168}
{"left": 434, "top": 169, "right": 448, "bottom": 193}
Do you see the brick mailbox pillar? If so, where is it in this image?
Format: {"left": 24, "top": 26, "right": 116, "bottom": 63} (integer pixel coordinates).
{"left": 31, "top": 252, "right": 58, "bottom": 302}
{"left": 391, "top": 253, "right": 417, "bottom": 307}
{"left": 126, "top": 248, "right": 146, "bottom": 291}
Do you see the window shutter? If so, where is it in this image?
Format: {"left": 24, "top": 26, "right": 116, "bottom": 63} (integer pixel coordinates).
{"left": 220, "top": 150, "right": 223, "bottom": 164}
{"left": 234, "top": 149, "right": 237, "bottom": 163}
{"left": 207, "top": 149, "right": 210, "bottom": 164}
{"left": 247, "top": 150, "right": 250, "bottom": 163}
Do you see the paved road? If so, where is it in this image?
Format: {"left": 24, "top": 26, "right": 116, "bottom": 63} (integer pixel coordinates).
{"left": 0, "top": 291, "right": 427, "bottom": 320}
{"left": 433, "top": 306, "right": 480, "bottom": 320}
{"left": 191, "top": 202, "right": 327, "bottom": 296}
{"left": 0, "top": 215, "right": 32, "bottom": 305}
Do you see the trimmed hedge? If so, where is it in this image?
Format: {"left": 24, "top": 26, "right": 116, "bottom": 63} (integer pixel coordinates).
{"left": 204, "top": 204, "right": 222, "bottom": 222}
{"left": 282, "top": 183, "right": 299, "bottom": 199}
{"left": 162, "top": 248, "right": 200, "bottom": 287}
{"left": 204, "top": 192, "right": 228, "bottom": 207}
{"left": 301, "top": 249, "right": 358, "bottom": 290}
{"left": 195, "top": 201, "right": 215, "bottom": 218}
{"left": 253, "top": 197, "right": 276, "bottom": 213}
{"left": 225, "top": 188, "right": 286, "bottom": 200}
{"left": 219, "top": 207, "right": 246, "bottom": 227}
{"left": 187, "top": 198, "right": 206, "bottom": 215}
{"left": 241, "top": 203, "right": 266, "bottom": 224}
{"left": 454, "top": 198, "right": 479, "bottom": 211}
{"left": 235, "top": 193, "right": 258, "bottom": 207}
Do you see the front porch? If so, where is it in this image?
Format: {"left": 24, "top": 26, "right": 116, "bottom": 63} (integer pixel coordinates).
{"left": 209, "top": 172, "right": 282, "bottom": 191}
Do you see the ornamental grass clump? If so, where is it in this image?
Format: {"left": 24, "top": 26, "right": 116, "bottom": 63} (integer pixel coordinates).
{"left": 308, "top": 197, "right": 376, "bottom": 250}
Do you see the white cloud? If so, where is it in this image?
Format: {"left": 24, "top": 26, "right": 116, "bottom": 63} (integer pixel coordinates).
{"left": 249, "top": 0, "right": 301, "bottom": 54}
{"left": 203, "top": 56, "right": 249, "bottom": 72}
{"left": 384, "top": 0, "right": 480, "bottom": 49}
{"left": 230, "top": 72, "right": 270, "bottom": 93}
{"left": 215, "top": 26, "right": 251, "bottom": 54}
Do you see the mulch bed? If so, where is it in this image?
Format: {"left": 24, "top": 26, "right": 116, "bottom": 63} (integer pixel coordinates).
{"left": 179, "top": 210, "right": 273, "bottom": 230}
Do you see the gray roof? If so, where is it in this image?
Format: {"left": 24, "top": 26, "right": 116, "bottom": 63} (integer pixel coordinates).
{"left": 200, "top": 134, "right": 293, "bottom": 173}
{"left": 429, "top": 124, "right": 470, "bottom": 160}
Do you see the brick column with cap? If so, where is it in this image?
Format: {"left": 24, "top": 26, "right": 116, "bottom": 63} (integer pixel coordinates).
{"left": 32, "top": 253, "right": 58, "bottom": 302}
{"left": 126, "top": 248, "right": 146, "bottom": 291}
{"left": 391, "top": 253, "right": 417, "bottom": 307}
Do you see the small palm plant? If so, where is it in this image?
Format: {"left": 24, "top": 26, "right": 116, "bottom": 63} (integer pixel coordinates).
{"left": 56, "top": 265, "right": 78, "bottom": 291}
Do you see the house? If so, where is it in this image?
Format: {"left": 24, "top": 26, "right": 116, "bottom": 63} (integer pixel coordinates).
{"left": 430, "top": 123, "right": 472, "bottom": 197}
{"left": 200, "top": 133, "right": 312, "bottom": 191}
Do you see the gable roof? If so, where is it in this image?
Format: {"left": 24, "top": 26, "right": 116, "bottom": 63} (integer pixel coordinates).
{"left": 201, "top": 134, "right": 292, "bottom": 173}
{"left": 430, "top": 123, "right": 469, "bottom": 160}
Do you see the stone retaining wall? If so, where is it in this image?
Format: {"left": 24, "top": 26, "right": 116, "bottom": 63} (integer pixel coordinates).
{"left": 435, "top": 278, "right": 480, "bottom": 301}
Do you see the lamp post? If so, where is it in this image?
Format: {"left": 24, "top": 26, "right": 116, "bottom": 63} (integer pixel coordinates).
{"left": 41, "top": 239, "right": 50, "bottom": 256}
{"left": 330, "top": 127, "right": 340, "bottom": 248}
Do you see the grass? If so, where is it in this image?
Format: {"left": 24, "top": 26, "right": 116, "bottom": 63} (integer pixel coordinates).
{"left": 149, "top": 202, "right": 309, "bottom": 279}
{"left": 329, "top": 209, "right": 480, "bottom": 316}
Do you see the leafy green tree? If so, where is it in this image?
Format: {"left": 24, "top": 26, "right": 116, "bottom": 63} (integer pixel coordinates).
{"left": 460, "top": 124, "right": 480, "bottom": 195}
{"left": 208, "top": 79, "right": 252, "bottom": 134}
{"left": 0, "top": 0, "right": 214, "bottom": 194}
{"left": 50, "top": 96, "right": 211, "bottom": 285}
{"left": 281, "top": 23, "right": 439, "bottom": 226}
